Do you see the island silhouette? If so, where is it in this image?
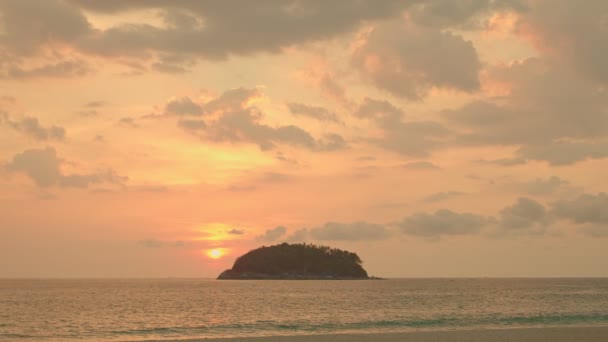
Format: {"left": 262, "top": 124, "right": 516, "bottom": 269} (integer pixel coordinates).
{"left": 217, "top": 243, "right": 372, "bottom": 279}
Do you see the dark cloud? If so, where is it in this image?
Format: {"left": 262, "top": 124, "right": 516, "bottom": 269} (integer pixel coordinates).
{"left": 67, "top": 1, "right": 410, "bottom": 59}
{"left": 399, "top": 209, "right": 489, "bottom": 238}
{"left": 227, "top": 228, "right": 244, "bottom": 235}
{"left": 197, "top": 108, "right": 319, "bottom": 151}
{"left": 355, "top": 98, "right": 402, "bottom": 121}
{"left": 380, "top": 121, "right": 450, "bottom": 156}
{"left": 6, "top": 147, "right": 126, "bottom": 188}
{"left": 498, "top": 197, "right": 548, "bottom": 231}
{"left": 173, "top": 88, "right": 347, "bottom": 152}
{"left": 317, "top": 133, "right": 348, "bottom": 151}
{"left": 423, "top": 191, "right": 465, "bottom": 202}
{"left": 177, "top": 119, "right": 206, "bottom": 131}
{"left": 0, "top": 0, "right": 91, "bottom": 54}
{"left": 2, "top": 60, "right": 91, "bottom": 79}
{"left": 352, "top": 22, "right": 481, "bottom": 100}
{"left": 2, "top": 115, "right": 66, "bottom": 141}
{"left": 256, "top": 226, "right": 287, "bottom": 243}
{"left": 268, "top": 192, "right": 608, "bottom": 243}
{"left": 444, "top": 58, "right": 608, "bottom": 165}
{"left": 408, "top": 0, "right": 527, "bottom": 28}
{"left": 551, "top": 193, "right": 608, "bottom": 225}
{"left": 283, "top": 222, "right": 391, "bottom": 242}
{"left": 518, "top": 0, "right": 608, "bottom": 85}
{"left": 355, "top": 98, "right": 451, "bottom": 156}
{"left": 516, "top": 176, "right": 572, "bottom": 196}
{"left": 516, "top": 142, "right": 608, "bottom": 166}
{"left": 285, "top": 228, "right": 309, "bottom": 243}
{"left": 287, "top": 102, "right": 339, "bottom": 122}
{"left": 165, "top": 97, "right": 203, "bottom": 116}
{"left": 151, "top": 54, "right": 197, "bottom": 74}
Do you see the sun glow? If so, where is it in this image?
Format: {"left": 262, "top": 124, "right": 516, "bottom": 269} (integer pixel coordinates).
{"left": 206, "top": 248, "right": 226, "bottom": 259}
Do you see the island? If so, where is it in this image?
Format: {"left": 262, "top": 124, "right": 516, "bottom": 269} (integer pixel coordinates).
{"left": 217, "top": 243, "right": 373, "bottom": 280}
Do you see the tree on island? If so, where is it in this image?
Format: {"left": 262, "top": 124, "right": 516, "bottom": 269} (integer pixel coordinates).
{"left": 218, "top": 243, "right": 369, "bottom": 279}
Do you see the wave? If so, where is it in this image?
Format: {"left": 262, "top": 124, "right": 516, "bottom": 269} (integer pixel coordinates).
{"left": 104, "top": 313, "right": 608, "bottom": 337}
{"left": 6, "top": 313, "right": 608, "bottom": 340}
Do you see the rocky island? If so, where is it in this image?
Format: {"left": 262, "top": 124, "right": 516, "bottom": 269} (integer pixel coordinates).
{"left": 217, "top": 243, "right": 372, "bottom": 280}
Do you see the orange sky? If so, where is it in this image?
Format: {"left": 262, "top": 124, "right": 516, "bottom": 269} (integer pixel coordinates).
{"left": 1, "top": 0, "right": 607, "bottom": 277}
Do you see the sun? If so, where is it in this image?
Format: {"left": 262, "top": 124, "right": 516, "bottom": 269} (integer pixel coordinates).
{"left": 206, "top": 248, "right": 226, "bottom": 259}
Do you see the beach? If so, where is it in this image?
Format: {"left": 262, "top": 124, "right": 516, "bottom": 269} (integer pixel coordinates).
{"left": 147, "top": 326, "right": 608, "bottom": 342}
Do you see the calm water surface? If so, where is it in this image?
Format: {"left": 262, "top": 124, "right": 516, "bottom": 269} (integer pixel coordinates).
{"left": 1, "top": 278, "right": 608, "bottom": 341}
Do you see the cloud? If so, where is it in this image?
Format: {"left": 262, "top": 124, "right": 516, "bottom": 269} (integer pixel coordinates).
{"left": 282, "top": 222, "right": 392, "bottom": 242}
{"left": 173, "top": 87, "right": 347, "bottom": 152}
{"left": 309, "top": 222, "right": 391, "bottom": 241}
{"left": 515, "top": 176, "right": 572, "bottom": 196}
{"left": 151, "top": 54, "right": 197, "bottom": 74}
{"left": 551, "top": 193, "right": 608, "bottom": 225}
{"left": 515, "top": 142, "right": 608, "bottom": 166}
{"left": 6, "top": 147, "right": 126, "bottom": 188}
{"left": 399, "top": 209, "right": 489, "bottom": 238}
{"left": 85, "top": 101, "right": 105, "bottom": 108}
{"left": 355, "top": 98, "right": 451, "bottom": 156}
{"left": 2, "top": 115, "right": 66, "bottom": 141}
{"left": 0, "top": 0, "right": 91, "bottom": 54}
{"left": 287, "top": 102, "right": 339, "bottom": 122}
{"left": 408, "top": 0, "right": 526, "bottom": 28}
{"left": 285, "top": 228, "right": 309, "bottom": 243}
{"left": 2, "top": 60, "right": 91, "bottom": 79}
{"left": 423, "top": 191, "right": 465, "bottom": 202}
{"left": 118, "top": 117, "right": 139, "bottom": 128}
{"left": 517, "top": 0, "right": 608, "bottom": 85}
{"left": 352, "top": 21, "right": 481, "bottom": 100}
{"left": 269, "top": 193, "right": 607, "bottom": 243}
{"left": 354, "top": 98, "right": 402, "bottom": 121}
{"left": 227, "top": 228, "right": 244, "bottom": 235}
{"left": 256, "top": 226, "right": 287, "bottom": 243}
{"left": 177, "top": 119, "right": 206, "bottom": 131}
{"left": 318, "top": 133, "right": 348, "bottom": 151}
{"left": 497, "top": 197, "right": 548, "bottom": 232}
{"left": 66, "top": 1, "right": 409, "bottom": 60}
{"left": 444, "top": 58, "right": 608, "bottom": 165}
{"left": 165, "top": 97, "right": 203, "bottom": 116}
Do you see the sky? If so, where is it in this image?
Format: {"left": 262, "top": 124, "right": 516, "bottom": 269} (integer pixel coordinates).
{"left": 1, "top": 0, "right": 607, "bottom": 278}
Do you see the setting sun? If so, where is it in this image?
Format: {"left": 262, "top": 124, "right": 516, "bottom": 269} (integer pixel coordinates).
{"left": 206, "top": 248, "right": 226, "bottom": 259}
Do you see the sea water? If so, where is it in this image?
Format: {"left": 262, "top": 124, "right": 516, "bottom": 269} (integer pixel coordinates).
{"left": 1, "top": 278, "right": 608, "bottom": 341}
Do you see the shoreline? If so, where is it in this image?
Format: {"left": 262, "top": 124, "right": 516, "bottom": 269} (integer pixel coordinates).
{"left": 141, "top": 326, "right": 608, "bottom": 342}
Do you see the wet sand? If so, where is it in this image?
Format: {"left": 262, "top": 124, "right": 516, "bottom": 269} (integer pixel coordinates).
{"left": 145, "top": 326, "right": 608, "bottom": 342}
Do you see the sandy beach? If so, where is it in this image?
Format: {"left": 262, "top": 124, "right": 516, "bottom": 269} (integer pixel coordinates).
{"left": 144, "top": 326, "right": 608, "bottom": 342}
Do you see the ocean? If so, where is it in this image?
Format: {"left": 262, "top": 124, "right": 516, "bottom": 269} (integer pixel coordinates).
{"left": 1, "top": 278, "right": 608, "bottom": 341}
